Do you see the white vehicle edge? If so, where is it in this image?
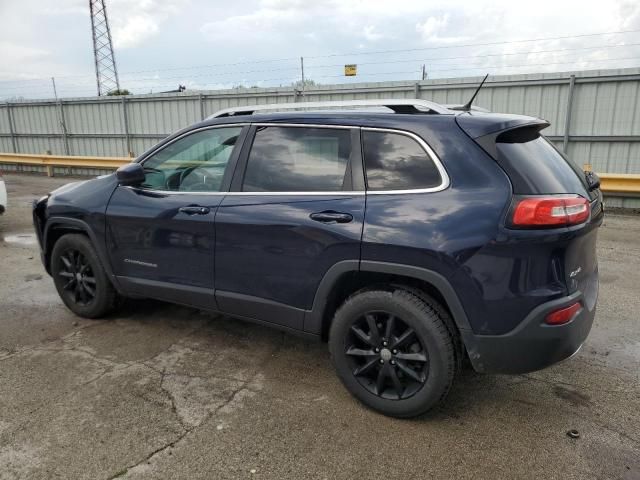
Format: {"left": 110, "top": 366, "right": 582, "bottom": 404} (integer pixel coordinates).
{"left": 0, "top": 172, "right": 6, "bottom": 214}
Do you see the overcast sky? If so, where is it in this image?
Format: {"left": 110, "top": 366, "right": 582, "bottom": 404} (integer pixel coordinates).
{"left": 1, "top": 0, "right": 640, "bottom": 99}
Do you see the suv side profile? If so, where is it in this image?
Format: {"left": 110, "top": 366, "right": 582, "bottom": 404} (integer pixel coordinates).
{"left": 33, "top": 99, "right": 603, "bottom": 418}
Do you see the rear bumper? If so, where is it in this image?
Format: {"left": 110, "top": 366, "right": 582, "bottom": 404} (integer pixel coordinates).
{"left": 462, "top": 291, "right": 596, "bottom": 374}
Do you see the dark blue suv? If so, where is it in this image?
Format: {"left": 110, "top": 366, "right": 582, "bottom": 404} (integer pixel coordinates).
{"left": 33, "top": 99, "right": 603, "bottom": 417}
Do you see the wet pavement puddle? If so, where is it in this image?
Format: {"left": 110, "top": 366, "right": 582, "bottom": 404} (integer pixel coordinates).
{"left": 3, "top": 233, "right": 37, "bottom": 246}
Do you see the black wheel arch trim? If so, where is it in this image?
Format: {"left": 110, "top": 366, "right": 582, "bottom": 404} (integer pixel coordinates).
{"left": 43, "top": 217, "right": 121, "bottom": 291}
{"left": 304, "top": 260, "right": 472, "bottom": 335}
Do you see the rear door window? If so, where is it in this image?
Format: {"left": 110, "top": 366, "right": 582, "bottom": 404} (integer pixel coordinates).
{"left": 362, "top": 130, "right": 442, "bottom": 191}
{"left": 242, "top": 126, "right": 352, "bottom": 192}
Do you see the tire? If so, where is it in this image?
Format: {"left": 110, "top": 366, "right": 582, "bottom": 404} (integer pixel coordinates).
{"left": 329, "top": 288, "right": 456, "bottom": 418}
{"left": 50, "top": 233, "right": 120, "bottom": 319}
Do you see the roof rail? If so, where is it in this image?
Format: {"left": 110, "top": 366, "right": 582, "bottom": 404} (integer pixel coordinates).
{"left": 208, "top": 99, "right": 452, "bottom": 119}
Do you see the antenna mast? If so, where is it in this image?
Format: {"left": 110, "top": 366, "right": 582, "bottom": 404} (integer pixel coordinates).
{"left": 89, "top": 0, "right": 120, "bottom": 96}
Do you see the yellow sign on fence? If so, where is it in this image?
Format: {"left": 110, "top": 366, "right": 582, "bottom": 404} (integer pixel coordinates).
{"left": 344, "top": 64, "right": 357, "bottom": 76}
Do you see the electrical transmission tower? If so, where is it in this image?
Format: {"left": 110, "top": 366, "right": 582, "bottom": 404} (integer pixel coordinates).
{"left": 89, "top": 0, "right": 120, "bottom": 96}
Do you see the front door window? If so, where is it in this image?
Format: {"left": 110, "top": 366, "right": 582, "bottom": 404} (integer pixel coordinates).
{"left": 142, "top": 126, "right": 243, "bottom": 192}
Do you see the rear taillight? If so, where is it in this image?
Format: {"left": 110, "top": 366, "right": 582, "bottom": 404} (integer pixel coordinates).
{"left": 545, "top": 301, "right": 582, "bottom": 325}
{"left": 511, "top": 196, "right": 589, "bottom": 228}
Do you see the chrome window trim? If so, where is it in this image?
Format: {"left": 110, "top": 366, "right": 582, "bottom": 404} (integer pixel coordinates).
{"left": 122, "top": 187, "right": 365, "bottom": 196}
{"left": 131, "top": 122, "right": 449, "bottom": 196}
{"left": 251, "top": 123, "right": 356, "bottom": 130}
{"left": 138, "top": 123, "right": 249, "bottom": 166}
{"left": 361, "top": 127, "right": 450, "bottom": 195}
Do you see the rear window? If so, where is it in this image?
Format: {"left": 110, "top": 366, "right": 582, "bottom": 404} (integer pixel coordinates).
{"left": 496, "top": 136, "right": 590, "bottom": 197}
{"left": 362, "top": 130, "right": 442, "bottom": 191}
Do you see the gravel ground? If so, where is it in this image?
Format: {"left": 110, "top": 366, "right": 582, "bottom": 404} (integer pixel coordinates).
{"left": 0, "top": 173, "right": 639, "bottom": 480}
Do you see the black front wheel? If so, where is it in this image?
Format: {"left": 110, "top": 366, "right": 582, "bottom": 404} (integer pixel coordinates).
{"left": 51, "top": 234, "right": 120, "bottom": 318}
{"left": 329, "top": 288, "right": 456, "bottom": 418}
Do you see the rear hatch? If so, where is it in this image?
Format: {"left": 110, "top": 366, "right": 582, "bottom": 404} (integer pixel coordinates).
{"left": 456, "top": 113, "right": 603, "bottom": 309}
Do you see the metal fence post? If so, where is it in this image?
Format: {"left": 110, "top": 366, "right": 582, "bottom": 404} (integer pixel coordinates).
{"left": 6, "top": 102, "right": 17, "bottom": 153}
{"left": 199, "top": 93, "right": 205, "bottom": 121}
{"left": 121, "top": 96, "right": 132, "bottom": 156}
{"left": 563, "top": 74, "right": 576, "bottom": 153}
{"left": 58, "top": 99, "right": 70, "bottom": 155}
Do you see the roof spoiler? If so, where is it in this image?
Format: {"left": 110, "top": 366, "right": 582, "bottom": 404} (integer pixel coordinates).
{"left": 457, "top": 116, "right": 550, "bottom": 160}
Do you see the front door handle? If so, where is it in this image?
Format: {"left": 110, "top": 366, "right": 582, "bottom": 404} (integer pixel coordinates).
{"left": 309, "top": 210, "right": 353, "bottom": 224}
{"left": 179, "top": 205, "right": 210, "bottom": 215}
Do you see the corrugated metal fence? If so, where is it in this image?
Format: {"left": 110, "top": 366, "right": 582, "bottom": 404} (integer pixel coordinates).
{"left": 1, "top": 67, "right": 640, "bottom": 206}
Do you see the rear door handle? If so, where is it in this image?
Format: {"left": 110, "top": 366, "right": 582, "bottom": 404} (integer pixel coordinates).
{"left": 309, "top": 211, "right": 353, "bottom": 224}
{"left": 179, "top": 205, "right": 210, "bottom": 215}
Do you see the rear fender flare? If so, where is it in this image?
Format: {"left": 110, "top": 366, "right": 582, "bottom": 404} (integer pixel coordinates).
{"left": 304, "top": 260, "right": 472, "bottom": 335}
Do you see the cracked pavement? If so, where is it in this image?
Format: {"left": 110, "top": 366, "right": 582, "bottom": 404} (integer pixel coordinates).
{"left": 1, "top": 173, "right": 639, "bottom": 480}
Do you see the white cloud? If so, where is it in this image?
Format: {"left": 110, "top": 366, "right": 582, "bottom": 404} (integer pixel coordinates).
{"left": 416, "top": 15, "right": 449, "bottom": 39}
{"left": 0, "top": 42, "right": 50, "bottom": 81}
{"left": 362, "top": 25, "right": 385, "bottom": 42}
{"left": 109, "top": 0, "right": 190, "bottom": 48}
{"left": 113, "top": 15, "right": 160, "bottom": 48}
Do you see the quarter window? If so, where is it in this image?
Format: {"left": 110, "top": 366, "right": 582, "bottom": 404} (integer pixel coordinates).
{"left": 362, "top": 130, "right": 442, "bottom": 191}
{"left": 242, "top": 126, "right": 352, "bottom": 192}
{"left": 141, "top": 127, "right": 242, "bottom": 192}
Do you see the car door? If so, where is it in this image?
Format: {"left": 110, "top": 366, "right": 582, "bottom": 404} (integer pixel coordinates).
{"left": 106, "top": 124, "right": 247, "bottom": 310}
{"left": 214, "top": 123, "right": 365, "bottom": 331}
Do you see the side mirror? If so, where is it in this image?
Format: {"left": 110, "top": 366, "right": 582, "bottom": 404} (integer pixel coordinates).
{"left": 585, "top": 170, "right": 600, "bottom": 191}
{"left": 116, "top": 162, "right": 145, "bottom": 186}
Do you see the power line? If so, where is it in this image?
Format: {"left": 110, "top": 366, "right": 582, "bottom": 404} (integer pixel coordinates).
{"left": 308, "top": 42, "right": 640, "bottom": 69}
{"left": 2, "top": 27, "right": 640, "bottom": 86}
{"left": 117, "top": 27, "right": 640, "bottom": 74}
{"left": 305, "top": 28, "right": 640, "bottom": 59}
{"left": 3, "top": 46, "right": 640, "bottom": 98}
{"left": 13, "top": 55, "right": 639, "bottom": 97}
{"left": 4, "top": 40, "right": 638, "bottom": 92}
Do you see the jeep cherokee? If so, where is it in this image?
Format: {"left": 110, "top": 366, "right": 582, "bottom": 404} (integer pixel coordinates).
{"left": 33, "top": 99, "right": 603, "bottom": 418}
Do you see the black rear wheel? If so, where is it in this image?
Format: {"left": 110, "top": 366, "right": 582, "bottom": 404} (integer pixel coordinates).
{"left": 329, "top": 288, "right": 456, "bottom": 418}
{"left": 51, "top": 234, "right": 120, "bottom": 318}
{"left": 346, "top": 311, "right": 429, "bottom": 400}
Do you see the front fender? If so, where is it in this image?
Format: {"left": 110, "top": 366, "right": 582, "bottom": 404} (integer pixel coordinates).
{"left": 42, "top": 218, "right": 119, "bottom": 290}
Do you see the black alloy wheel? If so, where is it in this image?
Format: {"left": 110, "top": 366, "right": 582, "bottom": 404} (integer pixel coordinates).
{"left": 346, "top": 311, "right": 429, "bottom": 400}
{"left": 57, "top": 248, "right": 97, "bottom": 306}
{"left": 329, "top": 289, "right": 456, "bottom": 418}
{"left": 51, "top": 233, "right": 120, "bottom": 318}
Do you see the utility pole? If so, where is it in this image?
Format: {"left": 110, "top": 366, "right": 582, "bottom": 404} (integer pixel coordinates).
{"left": 300, "top": 56, "right": 305, "bottom": 92}
{"left": 421, "top": 64, "right": 427, "bottom": 80}
{"left": 89, "top": 0, "right": 120, "bottom": 96}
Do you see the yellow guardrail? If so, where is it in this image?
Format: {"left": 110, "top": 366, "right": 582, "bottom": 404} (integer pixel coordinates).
{"left": 598, "top": 174, "right": 640, "bottom": 196}
{"left": 0, "top": 153, "right": 130, "bottom": 177}
{"left": 0, "top": 152, "right": 639, "bottom": 195}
